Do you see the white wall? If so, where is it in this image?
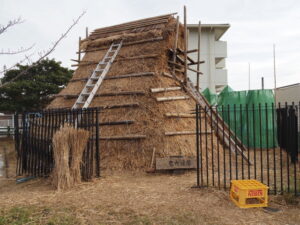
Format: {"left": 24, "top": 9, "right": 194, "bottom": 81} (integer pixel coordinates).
{"left": 275, "top": 84, "right": 300, "bottom": 131}
{"left": 187, "top": 26, "right": 228, "bottom": 93}
{"left": 275, "top": 84, "right": 300, "bottom": 106}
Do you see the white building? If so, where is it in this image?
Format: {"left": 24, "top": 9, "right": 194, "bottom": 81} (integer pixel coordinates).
{"left": 275, "top": 83, "right": 300, "bottom": 131}
{"left": 187, "top": 24, "right": 230, "bottom": 93}
{"left": 275, "top": 83, "right": 300, "bottom": 106}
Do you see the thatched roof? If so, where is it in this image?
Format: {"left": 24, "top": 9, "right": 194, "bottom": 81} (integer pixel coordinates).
{"left": 49, "top": 14, "right": 223, "bottom": 170}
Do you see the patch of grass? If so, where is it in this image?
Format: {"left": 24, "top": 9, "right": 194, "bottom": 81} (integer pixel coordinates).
{"left": 0, "top": 206, "right": 79, "bottom": 225}
{"left": 0, "top": 207, "right": 32, "bottom": 225}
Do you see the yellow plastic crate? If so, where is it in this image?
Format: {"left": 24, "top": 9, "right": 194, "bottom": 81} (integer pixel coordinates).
{"left": 230, "top": 180, "right": 269, "bottom": 208}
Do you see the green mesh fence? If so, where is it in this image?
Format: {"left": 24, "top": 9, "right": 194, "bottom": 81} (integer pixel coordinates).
{"left": 202, "top": 88, "right": 217, "bottom": 106}
{"left": 244, "top": 90, "right": 278, "bottom": 148}
{"left": 202, "top": 86, "right": 278, "bottom": 148}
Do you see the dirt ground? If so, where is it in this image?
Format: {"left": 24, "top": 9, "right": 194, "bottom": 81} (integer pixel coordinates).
{"left": 0, "top": 137, "right": 300, "bottom": 224}
{"left": 0, "top": 170, "right": 299, "bottom": 225}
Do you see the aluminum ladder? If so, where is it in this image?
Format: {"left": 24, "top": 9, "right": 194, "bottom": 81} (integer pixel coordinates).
{"left": 72, "top": 40, "right": 123, "bottom": 109}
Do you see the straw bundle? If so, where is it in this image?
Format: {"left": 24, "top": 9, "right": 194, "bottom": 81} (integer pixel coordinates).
{"left": 69, "top": 128, "right": 90, "bottom": 184}
{"left": 52, "top": 124, "right": 89, "bottom": 190}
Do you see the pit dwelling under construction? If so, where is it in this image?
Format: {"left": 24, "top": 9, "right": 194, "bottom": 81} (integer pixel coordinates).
{"left": 49, "top": 13, "right": 229, "bottom": 170}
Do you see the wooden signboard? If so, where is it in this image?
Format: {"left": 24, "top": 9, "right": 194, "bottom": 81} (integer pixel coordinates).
{"left": 156, "top": 156, "right": 196, "bottom": 170}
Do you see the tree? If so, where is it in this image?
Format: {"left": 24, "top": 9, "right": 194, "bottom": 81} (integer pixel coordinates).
{"left": 0, "top": 59, "right": 73, "bottom": 112}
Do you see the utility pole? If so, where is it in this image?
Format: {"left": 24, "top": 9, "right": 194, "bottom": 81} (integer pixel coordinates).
{"left": 196, "top": 21, "right": 201, "bottom": 91}
{"left": 248, "top": 63, "right": 251, "bottom": 90}
{"left": 261, "top": 77, "right": 264, "bottom": 90}
{"left": 183, "top": 5, "right": 188, "bottom": 85}
{"left": 86, "top": 27, "right": 89, "bottom": 38}
{"left": 273, "top": 44, "right": 277, "bottom": 105}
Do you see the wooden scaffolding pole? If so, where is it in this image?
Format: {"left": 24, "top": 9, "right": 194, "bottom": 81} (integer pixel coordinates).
{"left": 196, "top": 21, "right": 201, "bottom": 91}
{"left": 86, "top": 27, "right": 89, "bottom": 38}
{"left": 78, "top": 37, "right": 81, "bottom": 62}
{"left": 183, "top": 6, "right": 188, "bottom": 84}
{"left": 172, "top": 16, "right": 180, "bottom": 76}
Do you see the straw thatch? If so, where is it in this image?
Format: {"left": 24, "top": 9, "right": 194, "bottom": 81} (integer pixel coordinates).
{"left": 48, "top": 14, "right": 224, "bottom": 170}
{"left": 52, "top": 124, "right": 89, "bottom": 190}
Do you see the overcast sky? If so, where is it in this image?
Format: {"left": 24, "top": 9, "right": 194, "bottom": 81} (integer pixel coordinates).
{"left": 1, "top": 0, "right": 299, "bottom": 90}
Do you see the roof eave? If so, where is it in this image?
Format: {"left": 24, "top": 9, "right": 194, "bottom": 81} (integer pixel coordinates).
{"left": 187, "top": 24, "right": 230, "bottom": 40}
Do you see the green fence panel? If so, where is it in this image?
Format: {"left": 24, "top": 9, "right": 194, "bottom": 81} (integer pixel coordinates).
{"left": 217, "top": 88, "right": 247, "bottom": 145}
{"left": 202, "top": 88, "right": 217, "bottom": 106}
{"left": 244, "top": 90, "right": 278, "bottom": 148}
{"left": 201, "top": 86, "right": 278, "bottom": 148}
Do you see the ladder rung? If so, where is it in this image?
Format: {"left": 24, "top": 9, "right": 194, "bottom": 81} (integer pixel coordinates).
{"left": 72, "top": 40, "right": 123, "bottom": 110}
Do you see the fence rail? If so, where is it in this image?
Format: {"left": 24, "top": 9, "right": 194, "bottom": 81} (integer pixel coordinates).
{"left": 195, "top": 102, "right": 300, "bottom": 195}
{"left": 14, "top": 107, "right": 101, "bottom": 180}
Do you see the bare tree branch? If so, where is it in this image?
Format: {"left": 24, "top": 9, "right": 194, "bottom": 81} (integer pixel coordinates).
{"left": 0, "top": 17, "right": 24, "bottom": 35}
{"left": 0, "top": 44, "right": 35, "bottom": 55}
{"left": 0, "top": 52, "right": 35, "bottom": 75}
{"left": 0, "top": 11, "right": 86, "bottom": 88}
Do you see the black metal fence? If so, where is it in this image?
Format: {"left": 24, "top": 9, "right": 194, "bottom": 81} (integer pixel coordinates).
{"left": 195, "top": 102, "right": 300, "bottom": 195}
{"left": 14, "top": 107, "right": 100, "bottom": 180}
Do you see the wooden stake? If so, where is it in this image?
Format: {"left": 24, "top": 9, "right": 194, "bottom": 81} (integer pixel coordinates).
{"left": 173, "top": 16, "right": 180, "bottom": 76}
{"left": 78, "top": 37, "right": 81, "bottom": 62}
{"left": 197, "top": 21, "right": 201, "bottom": 91}
{"left": 150, "top": 148, "right": 156, "bottom": 168}
{"left": 150, "top": 87, "right": 181, "bottom": 93}
{"left": 187, "top": 49, "right": 198, "bottom": 53}
{"left": 162, "top": 72, "right": 174, "bottom": 79}
{"left": 188, "top": 60, "right": 205, "bottom": 66}
{"left": 164, "top": 113, "right": 195, "bottom": 118}
{"left": 188, "top": 67, "right": 203, "bottom": 74}
{"left": 183, "top": 6, "right": 188, "bottom": 84}
{"left": 156, "top": 96, "right": 189, "bottom": 102}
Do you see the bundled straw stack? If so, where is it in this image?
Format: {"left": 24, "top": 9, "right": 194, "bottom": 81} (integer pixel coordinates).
{"left": 52, "top": 124, "right": 89, "bottom": 190}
